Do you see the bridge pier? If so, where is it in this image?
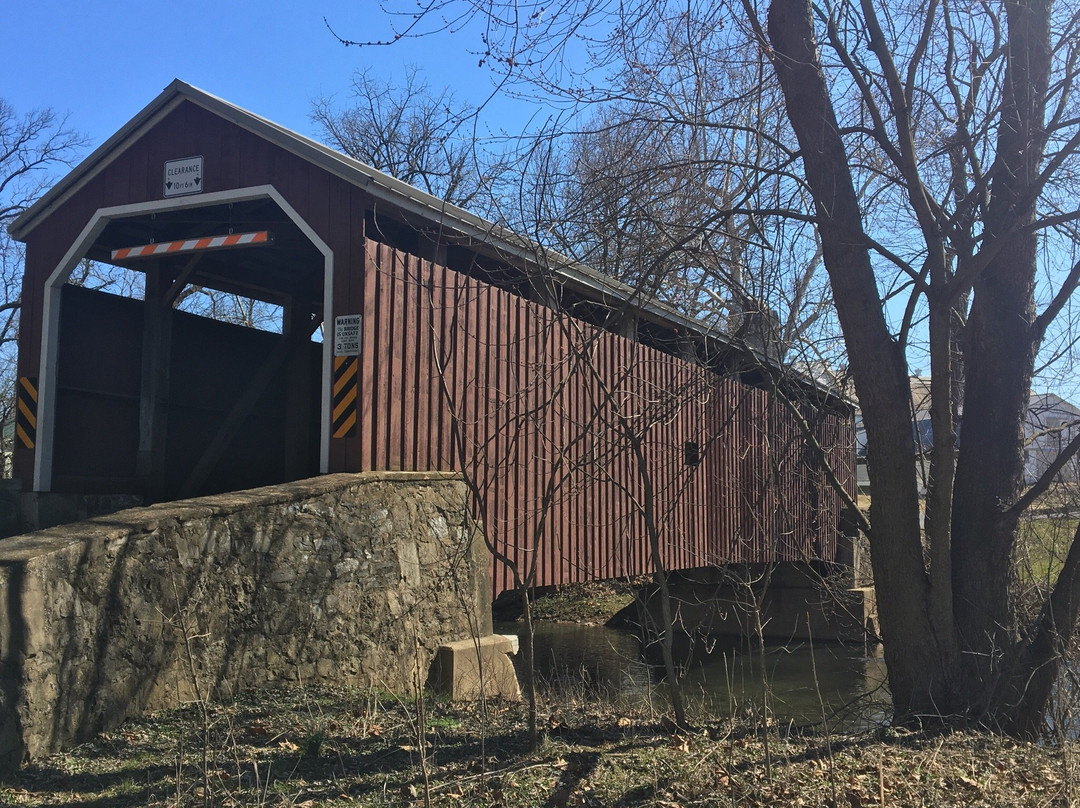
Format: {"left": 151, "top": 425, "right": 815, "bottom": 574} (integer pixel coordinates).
{"left": 613, "top": 562, "right": 878, "bottom": 655}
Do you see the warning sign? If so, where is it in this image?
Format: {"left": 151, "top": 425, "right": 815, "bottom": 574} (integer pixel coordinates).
{"left": 334, "top": 314, "right": 362, "bottom": 356}
{"left": 164, "top": 155, "right": 203, "bottom": 197}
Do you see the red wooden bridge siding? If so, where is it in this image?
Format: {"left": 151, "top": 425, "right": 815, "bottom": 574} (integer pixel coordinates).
{"left": 357, "top": 243, "right": 855, "bottom": 597}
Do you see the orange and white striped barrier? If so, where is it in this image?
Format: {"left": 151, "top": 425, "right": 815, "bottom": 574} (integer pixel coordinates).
{"left": 111, "top": 230, "right": 271, "bottom": 260}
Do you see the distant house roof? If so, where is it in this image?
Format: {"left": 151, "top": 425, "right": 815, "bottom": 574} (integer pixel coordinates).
{"left": 909, "top": 376, "right": 933, "bottom": 415}
{"left": 1028, "top": 393, "right": 1080, "bottom": 420}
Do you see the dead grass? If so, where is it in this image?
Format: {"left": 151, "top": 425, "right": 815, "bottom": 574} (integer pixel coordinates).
{"left": 3, "top": 685, "right": 1079, "bottom": 807}
{"left": 498, "top": 579, "right": 639, "bottom": 625}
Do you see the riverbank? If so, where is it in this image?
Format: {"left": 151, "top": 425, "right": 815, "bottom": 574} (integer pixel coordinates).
{"left": 3, "top": 684, "right": 1075, "bottom": 807}
{"left": 494, "top": 579, "right": 640, "bottom": 625}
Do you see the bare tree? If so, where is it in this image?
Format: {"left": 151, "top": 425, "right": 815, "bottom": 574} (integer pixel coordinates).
{"left": 507, "top": 10, "right": 837, "bottom": 364}
{"left": 759, "top": 0, "right": 1080, "bottom": 734}
{"left": 0, "top": 101, "right": 85, "bottom": 475}
{"left": 312, "top": 67, "right": 496, "bottom": 212}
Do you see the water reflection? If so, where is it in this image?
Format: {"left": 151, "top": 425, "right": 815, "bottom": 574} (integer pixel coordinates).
{"left": 495, "top": 621, "right": 889, "bottom": 731}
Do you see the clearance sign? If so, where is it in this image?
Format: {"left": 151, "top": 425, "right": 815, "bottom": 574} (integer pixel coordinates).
{"left": 164, "top": 156, "right": 203, "bottom": 197}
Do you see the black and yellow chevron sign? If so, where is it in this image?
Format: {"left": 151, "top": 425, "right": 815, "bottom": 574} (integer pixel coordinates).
{"left": 331, "top": 356, "right": 358, "bottom": 438}
{"left": 16, "top": 376, "right": 37, "bottom": 449}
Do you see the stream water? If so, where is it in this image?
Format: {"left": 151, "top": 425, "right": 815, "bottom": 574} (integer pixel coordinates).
{"left": 495, "top": 621, "right": 890, "bottom": 732}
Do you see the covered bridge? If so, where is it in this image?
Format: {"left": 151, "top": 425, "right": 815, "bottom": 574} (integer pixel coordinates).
{"left": 8, "top": 80, "right": 855, "bottom": 596}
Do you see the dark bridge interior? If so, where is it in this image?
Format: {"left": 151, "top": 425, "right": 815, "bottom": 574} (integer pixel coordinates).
{"left": 52, "top": 198, "right": 326, "bottom": 502}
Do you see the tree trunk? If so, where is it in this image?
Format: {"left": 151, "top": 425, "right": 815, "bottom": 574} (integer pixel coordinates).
{"left": 950, "top": 0, "right": 1050, "bottom": 723}
{"left": 766, "top": 0, "right": 961, "bottom": 720}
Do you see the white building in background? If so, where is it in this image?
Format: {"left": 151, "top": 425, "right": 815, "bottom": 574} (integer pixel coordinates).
{"left": 1024, "top": 393, "right": 1080, "bottom": 485}
{"left": 854, "top": 383, "right": 1080, "bottom": 491}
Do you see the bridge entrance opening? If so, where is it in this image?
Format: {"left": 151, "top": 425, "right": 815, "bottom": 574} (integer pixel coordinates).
{"left": 39, "top": 193, "right": 329, "bottom": 503}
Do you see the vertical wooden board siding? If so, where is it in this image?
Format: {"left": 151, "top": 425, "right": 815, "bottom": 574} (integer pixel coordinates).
{"left": 757, "top": 389, "right": 773, "bottom": 561}
{"left": 490, "top": 287, "right": 507, "bottom": 595}
{"left": 436, "top": 262, "right": 455, "bottom": 471}
{"left": 524, "top": 295, "right": 540, "bottom": 587}
{"left": 571, "top": 328, "right": 586, "bottom": 584}
{"left": 479, "top": 281, "right": 496, "bottom": 550}
{"left": 606, "top": 330, "right": 620, "bottom": 580}
{"left": 450, "top": 269, "right": 468, "bottom": 488}
{"left": 358, "top": 243, "right": 377, "bottom": 471}
{"left": 579, "top": 328, "right": 594, "bottom": 583}
{"left": 376, "top": 248, "right": 394, "bottom": 470}
{"left": 556, "top": 319, "right": 572, "bottom": 585}
{"left": 356, "top": 244, "right": 855, "bottom": 596}
{"left": 547, "top": 317, "right": 563, "bottom": 580}
{"left": 608, "top": 334, "right": 621, "bottom": 580}
{"left": 409, "top": 256, "right": 425, "bottom": 469}
{"left": 431, "top": 263, "right": 449, "bottom": 471}
{"left": 362, "top": 244, "right": 379, "bottom": 471}
{"left": 414, "top": 259, "right": 431, "bottom": 470}
{"left": 508, "top": 292, "right": 525, "bottom": 593}
{"left": 486, "top": 272, "right": 501, "bottom": 580}
{"left": 465, "top": 275, "right": 480, "bottom": 490}
{"left": 386, "top": 251, "right": 404, "bottom": 470}
{"left": 380, "top": 246, "right": 397, "bottom": 470}
{"left": 625, "top": 337, "right": 643, "bottom": 579}
{"left": 724, "top": 378, "right": 741, "bottom": 562}
{"left": 606, "top": 333, "right": 618, "bottom": 579}
{"left": 399, "top": 255, "right": 417, "bottom": 469}
{"left": 622, "top": 337, "right": 635, "bottom": 578}
{"left": 526, "top": 307, "right": 540, "bottom": 587}
{"left": 738, "top": 387, "right": 758, "bottom": 563}
{"left": 539, "top": 309, "right": 553, "bottom": 588}
{"left": 514, "top": 289, "right": 529, "bottom": 591}
{"left": 430, "top": 260, "right": 446, "bottom": 471}
{"left": 368, "top": 246, "right": 384, "bottom": 469}
{"left": 458, "top": 272, "right": 474, "bottom": 489}
{"left": 508, "top": 291, "right": 524, "bottom": 591}
{"left": 531, "top": 301, "right": 545, "bottom": 585}
{"left": 404, "top": 255, "right": 422, "bottom": 472}
{"left": 492, "top": 283, "right": 507, "bottom": 561}
{"left": 629, "top": 335, "right": 642, "bottom": 579}
{"left": 404, "top": 255, "right": 421, "bottom": 466}
{"left": 487, "top": 289, "right": 501, "bottom": 592}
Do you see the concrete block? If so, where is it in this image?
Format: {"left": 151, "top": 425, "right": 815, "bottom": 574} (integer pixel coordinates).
{"left": 498, "top": 633, "right": 520, "bottom": 654}
{"left": 430, "top": 635, "right": 522, "bottom": 702}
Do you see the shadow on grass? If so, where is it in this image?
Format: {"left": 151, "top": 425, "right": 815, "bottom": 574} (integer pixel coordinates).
{"left": 4, "top": 695, "right": 538, "bottom": 807}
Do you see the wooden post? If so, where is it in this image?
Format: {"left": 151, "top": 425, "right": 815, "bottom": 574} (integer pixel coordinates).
{"left": 136, "top": 263, "right": 172, "bottom": 502}
{"left": 283, "top": 297, "right": 318, "bottom": 480}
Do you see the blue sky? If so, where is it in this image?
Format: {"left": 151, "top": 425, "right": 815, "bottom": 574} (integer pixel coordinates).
{"left": 3, "top": 0, "right": 521, "bottom": 158}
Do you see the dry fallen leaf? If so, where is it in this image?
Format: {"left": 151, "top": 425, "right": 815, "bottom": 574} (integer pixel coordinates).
{"left": 956, "top": 774, "right": 980, "bottom": 789}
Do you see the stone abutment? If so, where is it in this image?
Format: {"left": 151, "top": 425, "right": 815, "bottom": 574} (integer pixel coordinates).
{"left": 0, "top": 471, "right": 490, "bottom": 772}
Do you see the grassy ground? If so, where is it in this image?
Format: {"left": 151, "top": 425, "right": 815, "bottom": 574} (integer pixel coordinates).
{"left": 1017, "top": 514, "right": 1078, "bottom": 587}
{"left": 524, "top": 580, "right": 639, "bottom": 624}
{"left": 4, "top": 684, "right": 1078, "bottom": 807}
{"left": 9, "top": 514, "right": 1080, "bottom": 806}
